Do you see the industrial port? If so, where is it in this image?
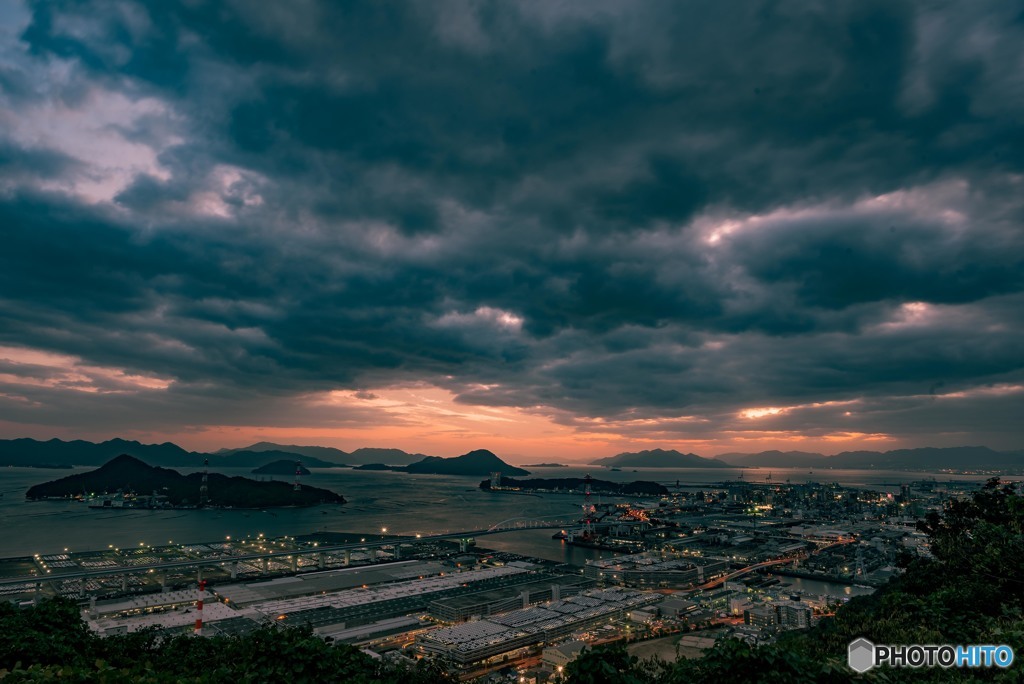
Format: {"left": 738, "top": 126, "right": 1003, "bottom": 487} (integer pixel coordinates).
{"left": 3, "top": 471, "right": 994, "bottom": 681}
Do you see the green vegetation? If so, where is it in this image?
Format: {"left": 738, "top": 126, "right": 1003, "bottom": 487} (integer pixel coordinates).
{"left": 563, "top": 478, "right": 1024, "bottom": 683}
{"left": 0, "top": 599, "right": 450, "bottom": 683}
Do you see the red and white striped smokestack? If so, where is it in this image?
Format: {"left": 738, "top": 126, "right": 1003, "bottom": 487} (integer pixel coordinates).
{"left": 194, "top": 579, "right": 206, "bottom": 635}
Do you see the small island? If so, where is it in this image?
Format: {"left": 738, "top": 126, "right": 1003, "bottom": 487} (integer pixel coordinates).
{"left": 406, "top": 449, "right": 529, "bottom": 476}
{"left": 251, "top": 460, "right": 311, "bottom": 476}
{"left": 522, "top": 463, "right": 568, "bottom": 468}
{"left": 26, "top": 455, "right": 345, "bottom": 508}
{"left": 349, "top": 449, "right": 531, "bottom": 476}
{"left": 480, "top": 476, "right": 668, "bottom": 496}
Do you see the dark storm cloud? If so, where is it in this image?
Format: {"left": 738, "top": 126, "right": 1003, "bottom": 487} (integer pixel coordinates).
{"left": 2, "top": 0, "right": 1024, "bottom": 448}
{"left": 729, "top": 203, "right": 1024, "bottom": 309}
{"left": 0, "top": 139, "right": 81, "bottom": 181}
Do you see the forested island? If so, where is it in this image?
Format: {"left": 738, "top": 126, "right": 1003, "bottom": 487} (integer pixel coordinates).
{"left": 480, "top": 476, "right": 668, "bottom": 496}
{"left": 350, "top": 449, "right": 529, "bottom": 476}
{"left": 25, "top": 455, "right": 345, "bottom": 508}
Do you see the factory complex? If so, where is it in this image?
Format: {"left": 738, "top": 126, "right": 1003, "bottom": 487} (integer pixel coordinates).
{"left": 416, "top": 587, "right": 660, "bottom": 666}
{"left": 10, "top": 472, "right": 974, "bottom": 680}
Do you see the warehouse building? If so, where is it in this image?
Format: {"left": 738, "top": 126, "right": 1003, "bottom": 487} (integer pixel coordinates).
{"left": 428, "top": 575, "right": 594, "bottom": 622}
{"left": 416, "top": 588, "right": 659, "bottom": 667}
{"left": 253, "top": 564, "right": 539, "bottom": 630}
{"left": 584, "top": 553, "right": 729, "bottom": 588}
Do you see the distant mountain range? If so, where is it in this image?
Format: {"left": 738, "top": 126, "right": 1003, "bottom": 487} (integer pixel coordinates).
{"left": 215, "top": 441, "right": 350, "bottom": 464}
{"left": 0, "top": 438, "right": 527, "bottom": 478}
{"left": 714, "top": 450, "right": 825, "bottom": 468}
{"left": 588, "top": 446, "right": 1023, "bottom": 471}
{"left": 2, "top": 438, "right": 1021, "bottom": 473}
{"left": 0, "top": 438, "right": 199, "bottom": 468}
{"left": 591, "top": 449, "right": 736, "bottom": 468}
{"left": 0, "top": 438, "right": 431, "bottom": 468}
{"left": 216, "top": 442, "right": 431, "bottom": 466}
{"left": 715, "top": 446, "right": 1024, "bottom": 470}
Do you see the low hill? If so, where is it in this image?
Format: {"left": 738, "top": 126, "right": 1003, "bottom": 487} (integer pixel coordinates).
{"left": 251, "top": 460, "right": 311, "bottom": 476}
{"left": 213, "top": 450, "right": 339, "bottom": 468}
{"left": 26, "top": 455, "right": 344, "bottom": 508}
{"left": 591, "top": 448, "right": 735, "bottom": 468}
{"left": 216, "top": 442, "right": 350, "bottom": 465}
{"left": 406, "top": 449, "right": 529, "bottom": 476}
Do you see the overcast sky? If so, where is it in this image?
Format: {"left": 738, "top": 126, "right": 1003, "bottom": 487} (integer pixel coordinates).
{"left": 1, "top": 1, "right": 1022, "bottom": 460}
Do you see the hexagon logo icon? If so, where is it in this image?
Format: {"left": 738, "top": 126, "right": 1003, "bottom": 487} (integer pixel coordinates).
{"left": 848, "top": 638, "right": 875, "bottom": 673}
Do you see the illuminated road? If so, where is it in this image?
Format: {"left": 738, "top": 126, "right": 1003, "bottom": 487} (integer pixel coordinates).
{"left": 691, "top": 537, "right": 857, "bottom": 591}
{"left": 693, "top": 557, "right": 796, "bottom": 591}
{"left": 1, "top": 524, "right": 858, "bottom": 591}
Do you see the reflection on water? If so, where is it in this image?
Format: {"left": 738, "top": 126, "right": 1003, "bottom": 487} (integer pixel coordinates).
{"left": 1, "top": 467, "right": 590, "bottom": 558}
{"left": 768, "top": 574, "right": 876, "bottom": 599}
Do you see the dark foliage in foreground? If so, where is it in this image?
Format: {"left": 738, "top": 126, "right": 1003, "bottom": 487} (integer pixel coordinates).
{"left": 0, "top": 600, "right": 450, "bottom": 683}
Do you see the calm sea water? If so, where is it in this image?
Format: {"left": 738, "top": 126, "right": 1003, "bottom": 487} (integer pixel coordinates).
{"left": 0, "top": 465, "right": 991, "bottom": 564}
{"left": 768, "top": 575, "right": 876, "bottom": 599}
